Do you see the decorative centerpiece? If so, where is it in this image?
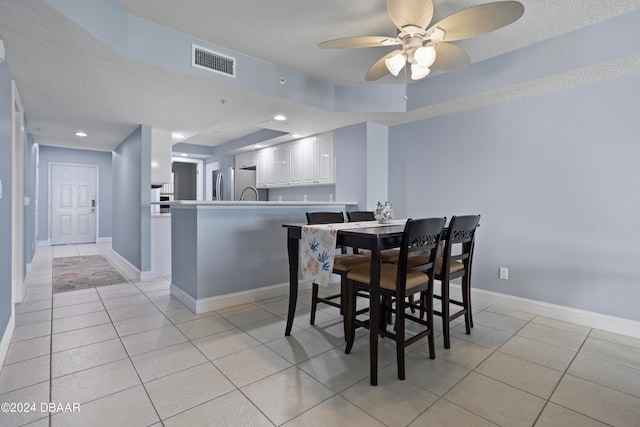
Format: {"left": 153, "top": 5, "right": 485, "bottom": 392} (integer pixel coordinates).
{"left": 374, "top": 201, "right": 395, "bottom": 224}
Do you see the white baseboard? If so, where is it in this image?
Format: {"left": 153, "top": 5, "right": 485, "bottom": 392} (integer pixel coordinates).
{"left": 0, "top": 314, "right": 16, "bottom": 373}
{"left": 139, "top": 271, "right": 154, "bottom": 282}
{"left": 26, "top": 263, "right": 32, "bottom": 273}
{"left": 98, "top": 237, "right": 112, "bottom": 243}
{"left": 467, "top": 286, "right": 640, "bottom": 339}
{"left": 171, "top": 280, "right": 314, "bottom": 314}
{"left": 38, "top": 239, "right": 51, "bottom": 247}
{"left": 109, "top": 249, "right": 152, "bottom": 282}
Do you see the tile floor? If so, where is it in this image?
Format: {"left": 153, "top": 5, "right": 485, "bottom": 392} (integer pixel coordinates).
{"left": 1, "top": 244, "right": 640, "bottom": 426}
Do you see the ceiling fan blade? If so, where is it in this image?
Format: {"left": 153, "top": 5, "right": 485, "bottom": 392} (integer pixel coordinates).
{"left": 431, "top": 43, "right": 470, "bottom": 72}
{"left": 319, "top": 36, "right": 399, "bottom": 49}
{"left": 387, "top": 0, "right": 434, "bottom": 31}
{"left": 365, "top": 50, "right": 402, "bottom": 81}
{"left": 428, "top": 1, "right": 524, "bottom": 42}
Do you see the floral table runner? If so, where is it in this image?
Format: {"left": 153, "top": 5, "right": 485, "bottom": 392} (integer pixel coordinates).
{"left": 301, "top": 219, "right": 406, "bottom": 286}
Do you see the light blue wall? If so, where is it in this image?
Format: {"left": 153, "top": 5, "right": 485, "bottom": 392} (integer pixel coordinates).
{"left": 0, "top": 60, "right": 13, "bottom": 335}
{"left": 335, "top": 123, "right": 367, "bottom": 209}
{"left": 24, "top": 133, "right": 37, "bottom": 266}
{"left": 112, "top": 125, "right": 151, "bottom": 272}
{"left": 334, "top": 122, "right": 389, "bottom": 210}
{"left": 389, "top": 71, "right": 640, "bottom": 321}
{"left": 38, "top": 146, "right": 113, "bottom": 242}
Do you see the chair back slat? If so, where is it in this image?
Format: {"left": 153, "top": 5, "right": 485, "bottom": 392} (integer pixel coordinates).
{"left": 441, "top": 215, "right": 481, "bottom": 273}
{"left": 306, "top": 212, "right": 344, "bottom": 225}
{"left": 398, "top": 218, "right": 446, "bottom": 282}
{"left": 346, "top": 211, "right": 376, "bottom": 222}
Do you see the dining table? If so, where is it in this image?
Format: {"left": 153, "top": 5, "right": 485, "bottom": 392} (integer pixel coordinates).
{"left": 282, "top": 221, "right": 407, "bottom": 386}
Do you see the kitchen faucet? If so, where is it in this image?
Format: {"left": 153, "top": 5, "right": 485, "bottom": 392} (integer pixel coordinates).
{"left": 239, "top": 186, "right": 259, "bottom": 201}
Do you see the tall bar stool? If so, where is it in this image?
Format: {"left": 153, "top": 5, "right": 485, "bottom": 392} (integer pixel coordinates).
{"left": 433, "top": 215, "right": 481, "bottom": 349}
{"left": 344, "top": 217, "right": 446, "bottom": 380}
{"left": 306, "top": 212, "right": 370, "bottom": 325}
{"left": 346, "top": 211, "right": 399, "bottom": 263}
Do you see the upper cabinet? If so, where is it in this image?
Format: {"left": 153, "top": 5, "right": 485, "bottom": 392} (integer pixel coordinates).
{"left": 256, "top": 146, "right": 276, "bottom": 188}
{"left": 256, "top": 132, "right": 335, "bottom": 188}
{"left": 151, "top": 128, "right": 172, "bottom": 185}
{"left": 235, "top": 151, "right": 257, "bottom": 169}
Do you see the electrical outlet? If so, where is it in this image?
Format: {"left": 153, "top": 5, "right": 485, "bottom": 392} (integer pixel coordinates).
{"left": 499, "top": 267, "right": 509, "bottom": 280}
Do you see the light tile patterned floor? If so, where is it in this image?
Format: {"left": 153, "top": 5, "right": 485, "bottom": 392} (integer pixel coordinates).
{"left": 1, "top": 244, "right": 640, "bottom": 426}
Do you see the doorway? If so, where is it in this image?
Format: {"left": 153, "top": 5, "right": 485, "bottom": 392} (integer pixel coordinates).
{"left": 50, "top": 163, "right": 98, "bottom": 245}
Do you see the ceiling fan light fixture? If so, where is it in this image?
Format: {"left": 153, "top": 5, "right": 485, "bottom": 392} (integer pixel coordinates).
{"left": 411, "top": 63, "right": 431, "bottom": 80}
{"left": 414, "top": 46, "right": 436, "bottom": 68}
{"left": 385, "top": 53, "right": 406, "bottom": 76}
{"left": 428, "top": 27, "right": 446, "bottom": 41}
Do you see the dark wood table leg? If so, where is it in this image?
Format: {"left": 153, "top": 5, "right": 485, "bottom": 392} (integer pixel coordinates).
{"left": 285, "top": 229, "right": 299, "bottom": 336}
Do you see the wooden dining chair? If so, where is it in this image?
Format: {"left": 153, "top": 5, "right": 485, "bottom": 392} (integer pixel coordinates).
{"left": 346, "top": 211, "right": 376, "bottom": 222}
{"left": 432, "top": 215, "right": 481, "bottom": 349}
{"left": 346, "top": 211, "right": 399, "bottom": 263}
{"left": 343, "top": 217, "right": 446, "bottom": 380}
{"left": 305, "top": 212, "right": 370, "bottom": 325}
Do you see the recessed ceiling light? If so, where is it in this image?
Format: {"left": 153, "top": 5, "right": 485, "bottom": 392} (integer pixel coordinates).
{"left": 254, "top": 144, "right": 263, "bottom": 148}
{"left": 172, "top": 132, "right": 185, "bottom": 139}
{"left": 181, "top": 153, "right": 189, "bottom": 157}
{"left": 273, "top": 114, "right": 286, "bottom": 121}
{"left": 291, "top": 134, "right": 301, "bottom": 138}
{"left": 74, "top": 131, "right": 87, "bottom": 137}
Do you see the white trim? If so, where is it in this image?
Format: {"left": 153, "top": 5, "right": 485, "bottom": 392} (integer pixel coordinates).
{"left": 38, "top": 239, "right": 51, "bottom": 247}
{"left": 98, "top": 237, "right": 112, "bottom": 243}
{"left": 171, "top": 280, "right": 314, "bottom": 314}
{"left": 0, "top": 314, "right": 15, "bottom": 371}
{"left": 139, "top": 271, "right": 153, "bottom": 282}
{"left": 110, "top": 249, "right": 152, "bottom": 282}
{"left": 465, "top": 285, "right": 640, "bottom": 339}
{"left": 26, "top": 263, "right": 32, "bottom": 273}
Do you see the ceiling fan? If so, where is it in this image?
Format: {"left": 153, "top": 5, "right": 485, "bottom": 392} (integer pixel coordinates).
{"left": 319, "top": 0, "right": 524, "bottom": 81}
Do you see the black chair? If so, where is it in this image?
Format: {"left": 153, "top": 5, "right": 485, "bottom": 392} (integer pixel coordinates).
{"left": 305, "top": 212, "right": 370, "bottom": 325}
{"left": 432, "top": 215, "right": 481, "bottom": 349}
{"left": 346, "top": 211, "right": 399, "bottom": 263}
{"left": 346, "top": 211, "right": 376, "bottom": 222}
{"left": 344, "top": 217, "right": 446, "bottom": 380}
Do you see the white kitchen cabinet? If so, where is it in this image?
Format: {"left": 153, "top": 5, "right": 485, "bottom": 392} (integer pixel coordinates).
{"left": 256, "top": 146, "right": 276, "bottom": 187}
{"left": 316, "top": 132, "right": 335, "bottom": 184}
{"left": 151, "top": 128, "right": 172, "bottom": 184}
{"left": 256, "top": 131, "right": 334, "bottom": 188}
{"left": 275, "top": 143, "right": 290, "bottom": 186}
{"left": 293, "top": 133, "right": 334, "bottom": 185}
{"left": 235, "top": 151, "right": 257, "bottom": 169}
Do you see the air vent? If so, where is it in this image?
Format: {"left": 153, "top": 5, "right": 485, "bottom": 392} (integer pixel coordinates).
{"left": 192, "top": 44, "right": 236, "bottom": 78}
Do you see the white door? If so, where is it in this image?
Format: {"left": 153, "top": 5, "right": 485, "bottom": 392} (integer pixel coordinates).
{"left": 51, "top": 164, "right": 97, "bottom": 245}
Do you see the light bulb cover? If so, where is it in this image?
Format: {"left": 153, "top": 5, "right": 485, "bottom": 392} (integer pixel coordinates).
{"left": 414, "top": 46, "right": 436, "bottom": 68}
{"left": 385, "top": 53, "right": 407, "bottom": 76}
{"left": 411, "top": 64, "right": 431, "bottom": 80}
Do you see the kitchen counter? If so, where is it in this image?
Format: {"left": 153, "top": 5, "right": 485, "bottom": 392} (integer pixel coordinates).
{"left": 169, "top": 202, "right": 356, "bottom": 313}
{"left": 152, "top": 200, "right": 357, "bottom": 207}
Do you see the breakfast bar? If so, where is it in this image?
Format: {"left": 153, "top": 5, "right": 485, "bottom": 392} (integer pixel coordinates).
{"left": 168, "top": 201, "right": 357, "bottom": 314}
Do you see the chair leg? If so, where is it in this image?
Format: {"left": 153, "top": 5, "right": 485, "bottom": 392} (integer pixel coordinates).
{"left": 395, "top": 295, "right": 406, "bottom": 380}
{"left": 441, "top": 279, "right": 451, "bottom": 349}
{"left": 426, "top": 287, "right": 435, "bottom": 359}
{"left": 462, "top": 274, "right": 471, "bottom": 335}
{"left": 344, "top": 280, "right": 356, "bottom": 354}
{"left": 310, "top": 283, "right": 319, "bottom": 325}
{"left": 466, "top": 270, "right": 474, "bottom": 328}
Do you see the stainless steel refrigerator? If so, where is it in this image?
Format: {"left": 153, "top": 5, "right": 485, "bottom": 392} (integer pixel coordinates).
{"left": 212, "top": 167, "right": 266, "bottom": 201}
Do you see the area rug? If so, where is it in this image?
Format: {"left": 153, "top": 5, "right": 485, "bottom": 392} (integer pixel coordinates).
{"left": 53, "top": 255, "right": 128, "bottom": 293}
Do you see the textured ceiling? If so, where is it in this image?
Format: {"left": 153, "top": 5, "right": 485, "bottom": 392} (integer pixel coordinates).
{"left": 1, "top": 0, "right": 640, "bottom": 152}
